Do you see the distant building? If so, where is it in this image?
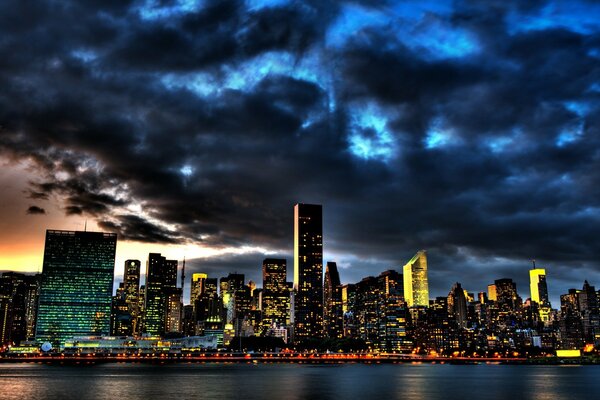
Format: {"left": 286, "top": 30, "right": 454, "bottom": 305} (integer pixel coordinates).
{"left": 529, "top": 267, "right": 551, "bottom": 322}
{"left": 495, "top": 278, "right": 521, "bottom": 311}
{"left": 448, "top": 282, "right": 468, "bottom": 329}
{"left": 323, "top": 262, "right": 343, "bottom": 339}
{"left": 123, "top": 260, "right": 141, "bottom": 336}
{"left": 35, "top": 230, "right": 117, "bottom": 347}
{"left": 0, "top": 272, "right": 41, "bottom": 345}
{"left": 487, "top": 284, "right": 497, "bottom": 302}
{"left": 261, "top": 259, "right": 290, "bottom": 333}
{"left": 293, "top": 203, "right": 324, "bottom": 340}
{"left": 403, "top": 250, "right": 429, "bottom": 307}
{"left": 190, "top": 273, "right": 207, "bottom": 309}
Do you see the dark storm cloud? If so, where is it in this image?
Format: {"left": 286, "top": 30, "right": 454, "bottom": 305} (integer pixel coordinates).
{"left": 26, "top": 206, "right": 46, "bottom": 215}
{"left": 1, "top": 0, "right": 599, "bottom": 299}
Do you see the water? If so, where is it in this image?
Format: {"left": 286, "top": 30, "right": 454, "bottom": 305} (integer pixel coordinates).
{"left": 0, "top": 362, "right": 598, "bottom": 400}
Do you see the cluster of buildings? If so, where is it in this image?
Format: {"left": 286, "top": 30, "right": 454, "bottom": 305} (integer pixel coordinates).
{"left": 1, "top": 203, "right": 600, "bottom": 355}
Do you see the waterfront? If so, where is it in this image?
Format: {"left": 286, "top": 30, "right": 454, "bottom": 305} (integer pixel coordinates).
{"left": 0, "top": 363, "right": 598, "bottom": 400}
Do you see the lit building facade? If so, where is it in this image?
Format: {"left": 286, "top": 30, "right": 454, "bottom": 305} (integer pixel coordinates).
{"left": 530, "top": 268, "right": 551, "bottom": 322}
{"left": 403, "top": 250, "right": 429, "bottom": 307}
{"left": 293, "top": 203, "right": 323, "bottom": 340}
{"left": 261, "top": 259, "right": 290, "bottom": 333}
{"left": 143, "top": 253, "right": 178, "bottom": 337}
{"left": 123, "top": 260, "right": 141, "bottom": 335}
{"left": 35, "top": 230, "right": 117, "bottom": 347}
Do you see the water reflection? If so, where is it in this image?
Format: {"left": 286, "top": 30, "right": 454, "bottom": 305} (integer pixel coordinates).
{"left": 0, "top": 363, "right": 597, "bottom": 400}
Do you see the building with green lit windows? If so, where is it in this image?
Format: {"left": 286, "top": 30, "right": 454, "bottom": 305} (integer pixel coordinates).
{"left": 35, "top": 230, "right": 117, "bottom": 348}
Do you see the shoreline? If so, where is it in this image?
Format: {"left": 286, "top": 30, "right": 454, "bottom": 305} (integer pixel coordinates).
{"left": 1, "top": 353, "right": 594, "bottom": 365}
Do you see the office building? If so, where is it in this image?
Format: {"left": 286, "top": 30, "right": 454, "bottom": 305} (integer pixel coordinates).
{"left": 144, "top": 253, "right": 177, "bottom": 336}
{"left": 293, "top": 203, "right": 324, "bottom": 340}
{"left": 261, "top": 259, "right": 290, "bottom": 333}
{"left": 403, "top": 250, "right": 429, "bottom": 307}
{"left": 35, "top": 230, "right": 117, "bottom": 347}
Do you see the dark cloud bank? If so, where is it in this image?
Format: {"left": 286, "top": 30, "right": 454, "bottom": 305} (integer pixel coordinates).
{"left": 1, "top": 0, "right": 599, "bottom": 302}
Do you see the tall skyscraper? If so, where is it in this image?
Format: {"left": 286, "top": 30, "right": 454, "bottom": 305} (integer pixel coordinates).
{"left": 323, "top": 261, "right": 343, "bottom": 339}
{"left": 293, "top": 203, "right": 323, "bottom": 340}
{"left": 35, "top": 230, "right": 117, "bottom": 347}
{"left": 529, "top": 268, "right": 550, "bottom": 306}
{"left": 144, "top": 253, "right": 178, "bottom": 336}
{"left": 403, "top": 250, "right": 429, "bottom": 307}
{"left": 123, "top": 260, "right": 141, "bottom": 335}
{"left": 261, "top": 259, "right": 289, "bottom": 332}
{"left": 191, "top": 273, "right": 208, "bottom": 306}
{"left": 530, "top": 267, "right": 551, "bottom": 322}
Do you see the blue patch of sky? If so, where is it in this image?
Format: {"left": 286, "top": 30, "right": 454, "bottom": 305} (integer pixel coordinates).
{"left": 555, "top": 101, "right": 588, "bottom": 147}
{"left": 180, "top": 165, "right": 194, "bottom": 177}
{"left": 246, "top": 0, "right": 290, "bottom": 11}
{"left": 424, "top": 117, "right": 456, "bottom": 149}
{"left": 138, "top": 0, "right": 204, "bottom": 20}
{"left": 556, "top": 122, "right": 584, "bottom": 147}
{"left": 563, "top": 100, "right": 591, "bottom": 117}
{"left": 348, "top": 103, "right": 396, "bottom": 162}
{"left": 161, "top": 49, "right": 329, "bottom": 97}
{"left": 71, "top": 49, "right": 98, "bottom": 63}
{"left": 326, "top": 2, "right": 476, "bottom": 59}
{"left": 588, "top": 83, "right": 600, "bottom": 93}
{"left": 507, "top": 1, "right": 600, "bottom": 35}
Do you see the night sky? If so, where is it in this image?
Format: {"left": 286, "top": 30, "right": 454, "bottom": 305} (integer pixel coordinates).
{"left": 1, "top": 0, "right": 599, "bottom": 305}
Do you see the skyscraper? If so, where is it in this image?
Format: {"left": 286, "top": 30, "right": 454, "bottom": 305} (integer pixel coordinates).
{"left": 123, "top": 260, "right": 141, "bottom": 335}
{"left": 530, "top": 267, "right": 551, "bottom": 322}
{"left": 293, "top": 203, "right": 323, "bottom": 340}
{"left": 403, "top": 250, "right": 429, "bottom": 307}
{"left": 143, "top": 253, "right": 178, "bottom": 336}
{"left": 35, "top": 230, "right": 117, "bottom": 347}
{"left": 191, "top": 273, "right": 208, "bottom": 307}
{"left": 261, "top": 259, "right": 290, "bottom": 333}
{"left": 448, "top": 282, "right": 468, "bottom": 328}
{"left": 529, "top": 268, "right": 550, "bottom": 306}
{"left": 323, "top": 261, "right": 343, "bottom": 339}
{"left": 495, "top": 278, "right": 521, "bottom": 311}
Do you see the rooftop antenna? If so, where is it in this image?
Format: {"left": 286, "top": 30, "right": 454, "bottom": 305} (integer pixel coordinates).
{"left": 532, "top": 259, "right": 536, "bottom": 269}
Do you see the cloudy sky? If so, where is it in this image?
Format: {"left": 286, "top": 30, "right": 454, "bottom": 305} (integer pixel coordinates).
{"left": 1, "top": 0, "right": 599, "bottom": 305}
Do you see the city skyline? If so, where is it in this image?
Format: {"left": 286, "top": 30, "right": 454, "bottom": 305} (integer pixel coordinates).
{"left": 1, "top": 0, "right": 600, "bottom": 314}
{"left": 3, "top": 216, "right": 600, "bottom": 354}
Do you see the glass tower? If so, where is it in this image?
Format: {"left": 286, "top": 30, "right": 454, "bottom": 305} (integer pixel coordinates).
{"left": 144, "top": 253, "right": 177, "bottom": 337}
{"left": 35, "top": 230, "right": 117, "bottom": 348}
{"left": 293, "top": 203, "right": 323, "bottom": 340}
{"left": 403, "top": 250, "right": 429, "bottom": 307}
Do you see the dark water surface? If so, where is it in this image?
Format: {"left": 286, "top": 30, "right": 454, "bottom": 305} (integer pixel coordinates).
{"left": 0, "top": 362, "right": 598, "bottom": 400}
